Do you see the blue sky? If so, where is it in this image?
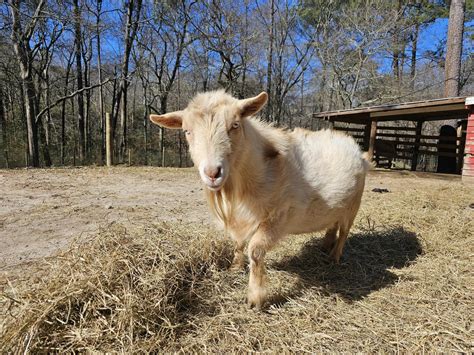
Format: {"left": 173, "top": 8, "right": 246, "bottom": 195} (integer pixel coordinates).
{"left": 378, "top": 17, "right": 473, "bottom": 72}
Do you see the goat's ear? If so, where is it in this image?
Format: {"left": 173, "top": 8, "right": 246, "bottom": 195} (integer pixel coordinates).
{"left": 149, "top": 111, "right": 184, "bottom": 129}
{"left": 239, "top": 92, "right": 268, "bottom": 118}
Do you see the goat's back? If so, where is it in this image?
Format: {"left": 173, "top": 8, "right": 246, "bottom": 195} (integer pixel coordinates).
{"left": 289, "top": 128, "right": 368, "bottom": 209}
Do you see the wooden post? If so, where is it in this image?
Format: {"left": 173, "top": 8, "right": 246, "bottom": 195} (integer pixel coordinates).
{"left": 367, "top": 119, "right": 377, "bottom": 161}
{"left": 106, "top": 112, "right": 112, "bottom": 167}
{"left": 411, "top": 121, "right": 423, "bottom": 171}
{"left": 128, "top": 148, "right": 131, "bottom": 166}
{"left": 363, "top": 122, "right": 371, "bottom": 151}
{"left": 327, "top": 119, "right": 334, "bottom": 129}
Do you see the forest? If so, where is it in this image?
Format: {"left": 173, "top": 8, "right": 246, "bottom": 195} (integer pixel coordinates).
{"left": 0, "top": 0, "right": 472, "bottom": 168}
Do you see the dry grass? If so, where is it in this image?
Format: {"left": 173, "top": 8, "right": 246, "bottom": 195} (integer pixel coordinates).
{"left": 1, "top": 174, "right": 473, "bottom": 352}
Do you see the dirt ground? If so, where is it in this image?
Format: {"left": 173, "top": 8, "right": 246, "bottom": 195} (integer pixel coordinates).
{"left": 0, "top": 167, "right": 468, "bottom": 270}
{"left": 0, "top": 167, "right": 210, "bottom": 269}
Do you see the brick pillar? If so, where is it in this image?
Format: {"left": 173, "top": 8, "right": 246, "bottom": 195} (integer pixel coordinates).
{"left": 462, "top": 97, "right": 474, "bottom": 183}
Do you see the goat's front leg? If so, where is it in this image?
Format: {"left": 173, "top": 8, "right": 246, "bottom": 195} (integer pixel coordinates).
{"left": 247, "top": 225, "right": 279, "bottom": 310}
{"left": 229, "top": 239, "right": 246, "bottom": 271}
{"left": 229, "top": 226, "right": 254, "bottom": 271}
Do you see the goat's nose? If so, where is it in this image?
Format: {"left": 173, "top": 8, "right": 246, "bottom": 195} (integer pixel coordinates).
{"left": 204, "top": 165, "right": 222, "bottom": 180}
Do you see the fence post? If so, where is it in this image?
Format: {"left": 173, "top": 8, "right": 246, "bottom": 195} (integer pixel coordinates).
{"left": 410, "top": 121, "right": 423, "bottom": 171}
{"left": 368, "top": 119, "right": 377, "bottom": 161}
{"left": 106, "top": 112, "right": 112, "bottom": 167}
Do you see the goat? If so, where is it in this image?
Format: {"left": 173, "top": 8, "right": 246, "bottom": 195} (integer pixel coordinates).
{"left": 150, "top": 90, "right": 370, "bottom": 309}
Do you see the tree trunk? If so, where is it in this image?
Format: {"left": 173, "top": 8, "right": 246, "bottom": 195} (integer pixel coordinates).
{"left": 73, "top": 0, "right": 86, "bottom": 163}
{"left": 444, "top": 0, "right": 466, "bottom": 97}
{"left": 8, "top": 0, "right": 44, "bottom": 167}
{"left": 160, "top": 95, "right": 168, "bottom": 167}
{"left": 82, "top": 37, "right": 92, "bottom": 160}
{"left": 96, "top": 0, "right": 105, "bottom": 165}
{"left": 265, "top": 0, "right": 275, "bottom": 121}
{"left": 119, "top": 0, "right": 143, "bottom": 163}
{"left": 0, "top": 89, "right": 8, "bottom": 168}
{"left": 392, "top": 0, "right": 403, "bottom": 88}
{"left": 24, "top": 78, "right": 40, "bottom": 167}
{"left": 143, "top": 86, "right": 148, "bottom": 166}
{"left": 61, "top": 52, "right": 74, "bottom": 166}
{"left": 410, "top": 22, "right": 419, "bottom": 91}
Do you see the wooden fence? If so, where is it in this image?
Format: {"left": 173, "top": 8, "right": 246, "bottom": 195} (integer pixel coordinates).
{"left": 334, "top": 122, "right": 466, "bottom": 172}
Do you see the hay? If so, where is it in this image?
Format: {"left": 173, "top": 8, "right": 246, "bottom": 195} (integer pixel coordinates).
{"left": 0, "top": 223, "right": 233, "bottom": 352}
{"left": 1, "top": 175, "right": 473, "bottom": 352}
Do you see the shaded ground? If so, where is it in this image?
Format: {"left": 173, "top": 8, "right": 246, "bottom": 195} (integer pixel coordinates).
{"left": 0, "top": 167, "right": 473, "bottom": 352}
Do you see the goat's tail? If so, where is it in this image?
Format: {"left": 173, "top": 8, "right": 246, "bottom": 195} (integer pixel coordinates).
{"left": 362, "top": 152, "right": 375, "bottom": 171}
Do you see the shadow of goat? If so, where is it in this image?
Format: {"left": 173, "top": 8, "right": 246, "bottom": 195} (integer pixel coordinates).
{"left": 270, "top": 227, "right": 422, "bottom": 305}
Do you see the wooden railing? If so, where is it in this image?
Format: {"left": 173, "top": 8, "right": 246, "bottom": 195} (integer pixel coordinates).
{"left": 333, "top": 123, "right": 465, "bottom": 172}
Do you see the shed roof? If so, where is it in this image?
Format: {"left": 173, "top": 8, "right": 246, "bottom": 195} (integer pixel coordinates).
{"left": 313, "top": 97, "right": 470, "bottom": 124}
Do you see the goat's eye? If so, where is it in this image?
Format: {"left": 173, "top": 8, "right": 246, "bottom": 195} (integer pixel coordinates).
{"left": 231, "top": 121, "right": 240, "bottom": 129}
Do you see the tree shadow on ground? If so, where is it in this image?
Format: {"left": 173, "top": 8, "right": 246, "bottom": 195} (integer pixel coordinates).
{"left": 269, "top": 227, "right": 422, "bottom": 306}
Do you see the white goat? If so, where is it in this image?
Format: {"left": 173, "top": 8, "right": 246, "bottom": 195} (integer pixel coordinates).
{"left": 150, "top": 90, "right": 370, "bottom": 309}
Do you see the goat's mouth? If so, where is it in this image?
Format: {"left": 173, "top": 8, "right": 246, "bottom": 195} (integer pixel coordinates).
{"left": 203, "top": 175, "right": 226, "bottom": 191}
{"left": 199, "top": 162, "right": 227, "bottom": 192}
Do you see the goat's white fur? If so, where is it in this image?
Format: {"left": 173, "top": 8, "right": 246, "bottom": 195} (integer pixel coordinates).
{"left": 150, "top": 90, "right": 370, "bottom": 309}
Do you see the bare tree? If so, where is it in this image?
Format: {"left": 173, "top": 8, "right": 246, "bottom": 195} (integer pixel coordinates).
{"left": 7, "top": 0, "right": 46, "bottom": 167}
{"left": 113, "top": 0, "right": 143, "bottom": 162}
{"left": 73, "top": 0, "right": 86, "bottom": 163}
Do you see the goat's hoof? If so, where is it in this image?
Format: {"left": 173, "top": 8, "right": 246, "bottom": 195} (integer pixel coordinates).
{"left": 248, "top": 289, "right": 267, "bottom": 310}
{"left": 329, "top": 248, "right": 341, "bottom": 264}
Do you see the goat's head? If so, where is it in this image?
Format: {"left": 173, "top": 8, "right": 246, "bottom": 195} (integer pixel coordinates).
{"left": 150, "top": 90, "right": 268, "bottom": 191}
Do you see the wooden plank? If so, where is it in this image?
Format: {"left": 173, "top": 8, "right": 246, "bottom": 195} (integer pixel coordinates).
{"left": 396, "top": 148, "right": 463, "bottom": 158}
{"left": 349, "top": 134, "right": 365, "bottom": 139}
{"left": 370, "top": 103, "right": 466, "bottom": 118}
{"left": 313, "top": 97, "right": 467, "bottom": 118}
{"left": 377, "top": 133, "right": 461, "bottom": 141}
{"left": 334, "top": 126, "right": 365, "bottom": 132}
{"left": 464, "top": 156, "right": 474, "bottom": 165}
{"left": 417, "top": 150, "right": 463, "bottom": 158}
{"left": 377, "top": 126, "right": 418, "bottom": 131}
{"left": 394, "top": 154, "right": 413, "bottom": 160}
{"left": 397, "top": 141, "right": 458, "bottom": 149}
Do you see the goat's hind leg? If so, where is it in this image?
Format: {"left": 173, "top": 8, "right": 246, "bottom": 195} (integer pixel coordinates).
{"left": 330, "top": 216, "right": 356, "bottom": 263}
{"left": 321, "top": 223, "right": 338, "bottom": 252}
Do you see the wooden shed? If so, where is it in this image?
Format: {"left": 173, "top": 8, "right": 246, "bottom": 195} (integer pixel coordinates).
{"left": 313, "top": 97, "right": 474, "bottom": 181}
